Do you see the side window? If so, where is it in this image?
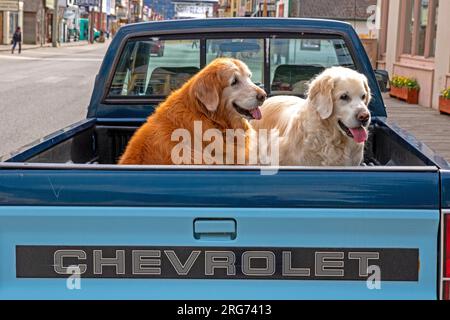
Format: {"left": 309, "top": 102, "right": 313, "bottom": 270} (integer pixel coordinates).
{"left": 270, "top": 38, "right": 355, "bottom": 96}
{"left": 108, "top": 39, "right": 200, "bottom": 97}
{"left": 206, "top": 39, "right": 264, "bottom": 86}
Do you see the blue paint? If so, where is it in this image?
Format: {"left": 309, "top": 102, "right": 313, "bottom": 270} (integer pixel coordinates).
{"left": 0, "top": 18, "right": 446, "bottom": 300}
{"left": 87, "top": 18, "right": 387, "bottom": 119}
{"left": 0, "top": 168, "right": 439, "bottom": 209}
{"left": 0, "top": 207, "right": 438, "bottom": 299}
{"left": 442, "top": 170, "right": 450, "bottom": 208}
{"left": 4, "top": 118, "right": 95, "bottom": 163}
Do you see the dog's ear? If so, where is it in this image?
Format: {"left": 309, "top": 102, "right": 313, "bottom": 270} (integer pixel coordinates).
{"left": 193, "top": 76, "right": 220, "bottom": 112}
{"left": 308, "top": 74, "right": 335, "bottom": 120}
{"left": 362, "top": 77, "right": 372, "bottom": 105}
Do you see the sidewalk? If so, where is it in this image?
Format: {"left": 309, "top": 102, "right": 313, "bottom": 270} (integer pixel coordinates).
{"left": 0, "top": 40, "right": 90, "bottom": 52}
{"left": 384, "top": 94, "right": 450, "bottom": 162}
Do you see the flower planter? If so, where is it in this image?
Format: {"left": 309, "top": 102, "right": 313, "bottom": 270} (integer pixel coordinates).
{"left": 390, "top": 86, "right": 419, "bottom": 104}
{"left": 439, "top": 96, "right": 450, "bottom": 115}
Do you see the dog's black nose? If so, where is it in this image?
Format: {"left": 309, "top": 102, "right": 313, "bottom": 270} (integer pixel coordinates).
{"left": 257, "top": 93, "right": 267, "bottom": 103}
{"left": 357, "top": 110, "right": 370, "bottom": 126}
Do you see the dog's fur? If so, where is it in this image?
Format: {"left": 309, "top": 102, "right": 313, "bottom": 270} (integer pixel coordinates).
{"left": 119, "top": 58, "right": 266, "bottom": 165}
{"left": 252, "top": 67, "right": 372, "bottom": 166}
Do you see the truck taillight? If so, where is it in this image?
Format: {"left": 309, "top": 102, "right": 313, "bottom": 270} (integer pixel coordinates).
{"left": 443, "top": 214, "right": 450, "bottom": 300}
{"left": 446, "top": 215, "right": 450, "bottom": 277}
{"left": 445, "top": 283, "right": 450, "bottom": 300}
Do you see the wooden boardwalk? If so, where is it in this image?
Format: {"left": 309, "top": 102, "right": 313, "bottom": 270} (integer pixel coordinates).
{"left": 384, "top": 94, "right": 450, "bottom": 162}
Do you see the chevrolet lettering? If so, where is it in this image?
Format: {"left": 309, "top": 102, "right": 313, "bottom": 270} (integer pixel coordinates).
{"left": 16, "top": 246, "right": 419, "bottom": 281}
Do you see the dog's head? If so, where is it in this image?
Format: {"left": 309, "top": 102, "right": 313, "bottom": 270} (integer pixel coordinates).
{"left": 189, "top": 58, "right": 267, "bottom": 123}
{"left": 307, "top": 67, "right": 372, "bottom": 144}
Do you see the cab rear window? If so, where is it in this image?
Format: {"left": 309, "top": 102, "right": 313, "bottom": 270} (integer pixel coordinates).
{"left": 107, "top": 35, "right": 356, "bottom": 100}
{"left": 108, "top": 38, "right": 200, "bottom": 97}
{"left": 206, "top": 39, "right": 265, "bottom": 86}
{"left": 270, "top": 38, "right": 355, "bottom": 96}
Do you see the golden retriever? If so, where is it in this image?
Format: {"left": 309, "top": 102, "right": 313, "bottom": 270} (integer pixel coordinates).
{"left": 119, "top": 58, "right": 267, "bottom": 165}
{"left": 252, "top": 67, "right": 371, "bottom": 166}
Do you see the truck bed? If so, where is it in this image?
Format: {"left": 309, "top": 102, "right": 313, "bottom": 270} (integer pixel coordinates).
{"left": 3, "top": 118, "right": 437, "bottom": 167}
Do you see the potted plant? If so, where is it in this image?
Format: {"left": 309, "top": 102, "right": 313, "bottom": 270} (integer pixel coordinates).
{"left": 390, "top": 75, "right": 420, "bottom": 104}
{"left": 439, "top": 87, "right": 450, "bottom": 115}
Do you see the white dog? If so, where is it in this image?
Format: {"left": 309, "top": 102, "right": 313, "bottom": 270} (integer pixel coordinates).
{"left": 252, "top": 67, "right": 372, "bottom": 166}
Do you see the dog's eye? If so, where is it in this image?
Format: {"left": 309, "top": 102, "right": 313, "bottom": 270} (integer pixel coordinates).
{"left": 231, "top": 78, "right": 239, "bottom": 86}
{"left": 362, "top": 94, "right": 367, "bottom": 100}
{"left": 340, "top": 94, "right": 350, "bottom": 101}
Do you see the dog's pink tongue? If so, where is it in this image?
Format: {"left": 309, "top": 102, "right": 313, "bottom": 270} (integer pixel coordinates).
{"left": 250, "top": 107, "right": 262, "bottom": 120}
{"left": 349, "top": 127, "right": 368, "bottom": 143}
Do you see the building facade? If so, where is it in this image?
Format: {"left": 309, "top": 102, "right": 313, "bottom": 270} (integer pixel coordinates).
{"left": 23, "top": 0, "right": 46, "bottom": 45}
{"left": 218, "top": 0, "right": 276, "bottom": 17}
{"left": 0, "top": 0, "right": 24, "bottom": 45}
{"left": 143, "top": 0, "right": 175, "bottom": 20}
{"left": 173, "top": 0, "right": 216, "bottom": 18}
{"left": 289, "top": 0, "right": 378, "bottom": 37}
{"left": 58, "top": 0, "right": 77, "bottom": 43}
{"left": 377, "top": 0, "right": 450, "bottom": 109}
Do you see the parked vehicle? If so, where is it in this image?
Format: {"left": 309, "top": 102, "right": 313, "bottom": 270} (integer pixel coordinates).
{"left": 1, "top": 18, "right": 449, "bottom": 300}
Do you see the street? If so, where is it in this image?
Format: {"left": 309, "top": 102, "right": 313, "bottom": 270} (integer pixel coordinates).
{"left": 0, "top": 43, "right": 107, "bottom": 157}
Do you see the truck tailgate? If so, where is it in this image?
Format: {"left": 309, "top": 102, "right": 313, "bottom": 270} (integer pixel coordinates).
{"left": 0, "top": 168, "right": 440, "bottom": 299}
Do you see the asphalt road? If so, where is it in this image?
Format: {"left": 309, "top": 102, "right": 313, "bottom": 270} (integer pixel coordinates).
{"left": 0, "top": 43, "right": 107, "bottom": 158}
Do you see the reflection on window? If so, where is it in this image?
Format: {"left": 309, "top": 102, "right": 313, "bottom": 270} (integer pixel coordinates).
{"left": 402, "top": 0, "right": 439, "bottom": 57}
{"left": 109, "top": 37, "right": 356, "bottom": 99}
{"left": 417, "top": 0, "right": 429, "bottom": 56}
{"left": 9, "top": 12, "right": 18, "bottom": 38}
{"left": 269, "top": 38, "right": 355, "bottom": 96}
{"left": 403, "top": 0, "right": 414, "bottom": 54}
{"left": 430, "top": 0, "right": 439, "bottom": 57}
{"left": 108, "top": 39, "right": 200, "bottom": 97}
{"left": 206, "top": 39, "right": 264, "bottom": 86}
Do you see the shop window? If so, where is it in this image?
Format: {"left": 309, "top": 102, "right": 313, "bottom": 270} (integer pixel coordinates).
{"left": 9, "top": 12, "right": 18, "bottom": 38}
{"left": 402, "top": 0, "right": 414, "bottom": 55}
{"left": 429, "top": 0, "right": 438, "bottom": 57}
{"left": 417, "top": 0, "right": 429, "bottom": 56}
{"left": 401, "top": 0, "right": 439, "bottom": 58}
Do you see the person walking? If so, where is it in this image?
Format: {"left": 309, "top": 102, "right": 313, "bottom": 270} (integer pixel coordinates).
{"left": 11, "top": 27, "right": 22, "bottom": 54}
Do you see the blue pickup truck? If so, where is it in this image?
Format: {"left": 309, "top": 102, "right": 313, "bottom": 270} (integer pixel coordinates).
{"left": 1, "top": 18, "right": 450, "bottom": 300}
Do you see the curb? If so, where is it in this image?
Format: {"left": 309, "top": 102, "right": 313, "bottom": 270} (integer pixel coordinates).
{"left": 0, "top": 45, "right": 43, "bottom": 52}
{"left": 0, "top": 41, "right": 94, "bottom": 52}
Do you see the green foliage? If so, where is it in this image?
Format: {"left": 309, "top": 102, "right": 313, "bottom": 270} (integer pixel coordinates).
{"left": 391, "top": 75, "right": 420, "bottom": 90}
{"left": 442, "top": 87, "right": 450, "bottom": 100}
